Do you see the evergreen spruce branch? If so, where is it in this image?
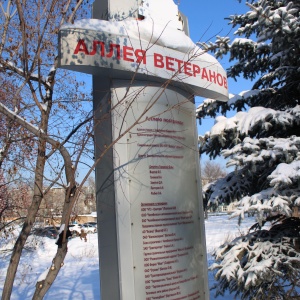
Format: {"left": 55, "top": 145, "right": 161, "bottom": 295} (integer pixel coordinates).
{"left": 211, "top": 217, "right": 300, "bottom": 299}
{"left": 202, "top": 1, "right": 300, "bottom": 298}
{"left": 200, "top": 107, "right": 299, "bottom": 158}
{"left": 203, "top": 167, "right": 254, "bottom": 208}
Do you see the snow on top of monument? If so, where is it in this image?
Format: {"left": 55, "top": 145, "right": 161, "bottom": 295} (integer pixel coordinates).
{"left": 138, "top": 0, "right": 182, "bottom": 31}
{"left": 61, "top": 18, "right": 195, "bottom": 53}
{"left": 61, "top": 18, "right": 221, "bottom": 66}
{"left": 60, "top": 0, "right": 218, "bottom": 64}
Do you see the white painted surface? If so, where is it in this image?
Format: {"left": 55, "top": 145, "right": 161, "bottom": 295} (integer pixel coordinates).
{"left": 59, "top": 23, "right": 228, "bottom": 101}
{"left": 111, "top": 81, "right": 208, "bottom": 299}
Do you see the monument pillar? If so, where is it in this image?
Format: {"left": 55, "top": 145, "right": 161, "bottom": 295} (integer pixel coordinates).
{"left": 91, "top": 2, "right": 139, "bottom": 299}
{"left": 58, "top": 0, "right": 228, "bottom": 299}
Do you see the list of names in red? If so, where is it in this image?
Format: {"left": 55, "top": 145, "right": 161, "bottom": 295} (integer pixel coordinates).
{"left": 131, "top": 114, "right": 202, "bottom": 300}
{"left": 140, "top": 202, "right": 200, "bottom": 300}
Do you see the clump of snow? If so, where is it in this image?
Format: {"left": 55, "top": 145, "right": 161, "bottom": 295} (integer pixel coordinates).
{"left": 40, "top": 102, "right": 48, "bottom": 111}
{"left": 228, "top": 90, "right": 260, "bottom": 106}
{"left": 55, "top": 224, "right": 65, "bottom": 243}
{"left": 210, "top": 115, "right": 239, "bottom": 137}
{"left": 207, "top": 106, "right": 294, "bottom": 137}
{"left": 58, "top": 224, "right": 65, "bottom": 234}
{"left": 49, "top": 66, "right": 56, "bottom": 73}
{"left": 230, "top": 38, "right": 255, "bottom": 47}
{"left": 37, "top": 268, "right": 49, "bottom": 282}
{"left": 269, "top": 161, "right": 300, "bottom": 188}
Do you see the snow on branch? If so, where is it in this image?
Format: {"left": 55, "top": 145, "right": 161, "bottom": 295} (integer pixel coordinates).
{"left": 196, "top": 98, "right": 229, "bottom": 124}
{"left": 227, "top": 89, "right": 261, "bottom": 106}
{"left": 269, "top": 160, "right": 300, "bottom": 189}
{"left": 203, "top": 167, "right": 252, "bottom": 207}
{"left": 196, "top": 98, "right": 219, "bottom": 115}
{"left": 232, "top": 187, "right": 295, "bottom": 222}
{"left": 0, "top": 60, "right": 47, "bottom": 85}
{"left": 211, "top": 217, "right": 300, "bottom": 299}
{"left": 223, "top": 136, "right": 300, "bottom": 170}
{"left": 199, "top": 106, "right": 298, "bottom": 157}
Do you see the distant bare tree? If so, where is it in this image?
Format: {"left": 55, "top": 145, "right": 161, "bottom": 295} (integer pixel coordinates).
{"left": 201, "top": 160, "right": 226, "bottom": 218}
{"left": 201, "top": 160, "right": 226, "bottom": 184}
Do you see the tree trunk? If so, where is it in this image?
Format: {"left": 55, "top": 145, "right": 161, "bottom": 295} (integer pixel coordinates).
{"left": 32, "top": 163, "right": 77, "bottom": 299}
{"left": 32, "top": 244, "right": 68, "bottom": 300}
{"left": 1, "top": 116, "right": 49, "bottom": 300}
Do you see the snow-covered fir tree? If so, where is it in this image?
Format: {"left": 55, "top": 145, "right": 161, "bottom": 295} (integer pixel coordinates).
{"left": 197, "top": 0, "right": 300, "bottom": 299}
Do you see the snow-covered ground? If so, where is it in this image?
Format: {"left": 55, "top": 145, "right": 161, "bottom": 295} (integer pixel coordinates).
{"left": 206, "top": 214, "right": 254, "bottom": 299}
{"left": 0, "top": 214, "right": 254, "bottom": 299}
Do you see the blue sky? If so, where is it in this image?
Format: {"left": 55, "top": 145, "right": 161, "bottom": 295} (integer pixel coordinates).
{"left": 179, "top": 0, "right": 248, "bottom": 44}
{"left": 179, "top": 0, "right": 253, "bottom": 117}
{"left": 177, "top": 0, "right": 253, "bottom": 167}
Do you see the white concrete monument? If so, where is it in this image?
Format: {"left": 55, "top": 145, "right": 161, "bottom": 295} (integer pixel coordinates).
{"left": 58, "top": 0, "right": 228, "bottom": 299}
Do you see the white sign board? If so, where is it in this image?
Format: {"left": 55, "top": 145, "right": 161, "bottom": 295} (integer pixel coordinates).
{"left": 111, "top": 82, "right": 208, "bottom": 299}
{"left": 59, "top": 21, "right": 228, "bottom": 101}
